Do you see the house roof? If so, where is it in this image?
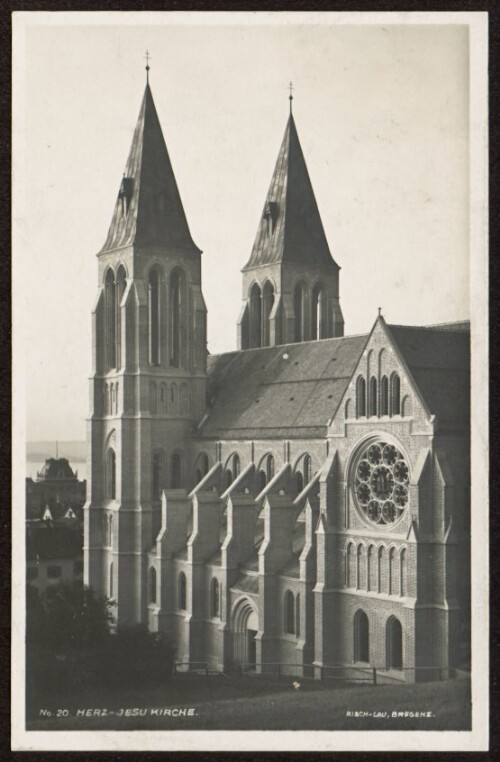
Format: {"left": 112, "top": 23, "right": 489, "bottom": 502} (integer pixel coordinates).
{"left": 201, "top": 334, "right": 368, "bottom": 439}
{"left": 242, "top": 114, "right": 338, "bottom": 272}
{"left": 36, "top": 458, "right": 78, "bottom": 482}
{"left": 100, "top": 84, "right": 199, "bottom": 254}
{"left": 387, "top": 323, "right": 470, "bottom": 430}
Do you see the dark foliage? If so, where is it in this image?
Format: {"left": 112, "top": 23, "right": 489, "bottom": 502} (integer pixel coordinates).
{"left": 26, "top": 583, "right": 174, "bottom": 695}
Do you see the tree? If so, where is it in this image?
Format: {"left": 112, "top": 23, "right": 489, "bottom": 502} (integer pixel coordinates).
{"left": 26, "top": 583, "right": 115, "bottom": 695}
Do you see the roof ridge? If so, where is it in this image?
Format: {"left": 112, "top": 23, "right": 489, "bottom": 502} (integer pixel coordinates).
{"left": 208, "top": 332, "right": 369, "bottom": 362}
{"left": 388, "top": 321, "right": 470, "bottom": 332}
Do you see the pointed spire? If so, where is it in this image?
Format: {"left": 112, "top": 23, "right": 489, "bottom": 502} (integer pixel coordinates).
{"left": 100, "top": 83, "right": 200, "bottom": 254}
{"left": 243, "top": 108, "right": 338, "bottom": 271}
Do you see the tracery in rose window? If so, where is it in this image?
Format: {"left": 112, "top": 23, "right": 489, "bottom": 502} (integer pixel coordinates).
{"left": 354, "top": 441, "right": 410, "bottom": 527}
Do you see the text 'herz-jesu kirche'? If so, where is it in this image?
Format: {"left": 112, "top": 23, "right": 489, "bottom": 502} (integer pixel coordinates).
{"left": 84, "top": 72, "right": 470, "bottom": 681}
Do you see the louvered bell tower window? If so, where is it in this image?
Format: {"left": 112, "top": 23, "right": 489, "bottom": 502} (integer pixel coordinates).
{"left": 264, "top": 201, "right": 278, "bottom": 236}
{"left": 119, "top": 177, "right": 134, "bottom": 217}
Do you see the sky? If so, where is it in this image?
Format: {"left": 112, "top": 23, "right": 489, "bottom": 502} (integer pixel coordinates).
{"left": 14, "top": 14, "right": 471, "bottom": 442}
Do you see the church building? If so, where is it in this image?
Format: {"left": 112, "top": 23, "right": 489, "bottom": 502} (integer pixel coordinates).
{"left": 84, "top": 76, "right": 470, "bottom": 681}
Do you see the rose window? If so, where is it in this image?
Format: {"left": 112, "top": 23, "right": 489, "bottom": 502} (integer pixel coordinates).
{"left": 353, "top": 441, "right": 410, "bottom": 527}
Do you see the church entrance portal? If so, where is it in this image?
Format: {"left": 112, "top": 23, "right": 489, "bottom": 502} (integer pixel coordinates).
{"left": 232, "top": 600, "right": 258, "bottom": 670}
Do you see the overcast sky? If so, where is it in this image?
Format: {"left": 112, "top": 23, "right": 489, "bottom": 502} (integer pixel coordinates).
{"left": 14, "top": 15, "right": 471, "bottom": 442}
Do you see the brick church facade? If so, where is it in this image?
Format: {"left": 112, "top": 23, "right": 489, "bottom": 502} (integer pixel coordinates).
{"left": 84, "top": 80, "right": 470, "bottom": 681}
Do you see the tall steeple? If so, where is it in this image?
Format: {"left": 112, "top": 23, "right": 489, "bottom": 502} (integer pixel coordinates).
{"left": 242, "top": 113, "right": 339, "bottom": 273}
{"left": 100, "top": 83, "right": 200, "bottom": 254}
{"left": 85, "top": 73, "right": 207, "bottom": 629}
{"left": 238, "top": 101, "right": 344, "bottom": 350}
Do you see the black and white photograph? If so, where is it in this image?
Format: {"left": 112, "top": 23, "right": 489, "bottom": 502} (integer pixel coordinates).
{"left": 12, "top": 10, "right": 488, "bottom": 753}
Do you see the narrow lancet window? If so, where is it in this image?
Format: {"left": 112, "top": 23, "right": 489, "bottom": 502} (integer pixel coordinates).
{"left": 170, "top": 270, "right": 182, "bottom": 367}
{"left": 148, "top": 268, "right": 161, "bottom": 366}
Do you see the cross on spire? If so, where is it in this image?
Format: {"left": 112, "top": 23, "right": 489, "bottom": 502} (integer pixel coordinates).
{"left": 288, "top": 81, "right": 294, "bottom": 113}
{"left": 144, "top": 50, "right": 151, "bottom": 83}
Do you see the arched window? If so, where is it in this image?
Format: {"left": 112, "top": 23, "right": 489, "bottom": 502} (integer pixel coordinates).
{"left": 150, "top": 382, "right": 157, "bottom": 414}
{"left": 296, "top": 593, "right": 301, "bottom": 637}
{"left": 346, "top": 543, "right": 354, "bottom": 587}
{"left": 160, "top": 383, "right": 167, "bottom": 414}
{"left": 262, "top": 281, "right": 275, "bottom": 347}
{"left": 386, "top": 616, "right": 403, "bottom": 670}
{"left": 170, "top": 269, "right": 183, "bottom": 367}
{"left": 369, "top": 376, "right": 377, "bottom": 417}
{"left": 391, "top": 373, "right": 401, "bottom": 415}
{"left": 109, "top": 562, "right": 114, "bottom": 598}
{"left": 402, "top": 395, "right": 412, "bottom": 417}
{"left": 389, "top": 547, "right": 397, "bottom": 595}
{"left": 249, "top": 283, "right": 262, "bottom": 348}
{"left": 400, "top": 548, "right": 407, "bottom": 597}
{"left": 367, "top": 545, "right": 374, "bottom": 592}
{"left": 169, "top": 383, "right": 177, "bottom": 414}
{"left": 303, "top": 454, "right": 312, "bottom": 484}
{"left": 357, "top": 544, "right": 365, "bottom": 590}
{"left": 295, "top": 471, "right": 304, "bottom": 496}
{"left": 195, "top": 453, "right": 210, "bottom": 484}
{"left": 294, "top": 283, "right": 306, "bottom": 342}
{"left": 266, "top": 454, "right": 274, "bottom": 483}
{"left": 354, "top": 610, "right": 369, "bottom": 663}
{"left": 115, "top": 266, "right": 126, "bottom": 369}
{"left": 152, "top": 451, "right": 164, "bottom": 500}
{"left": 108, "top": 514, "right": 113, "bottom": 546}
{"left": 180, "top": 383, "right": 189, "bottom": 415}
{"left": 171, "top": 453, "right": 182, "bottom": 489}
{"left": 105, "top": 269, "right": 116, "bottom": 370}
{"left": 378, "top": 546, "right": 385, "bottom": 593}
{"left": 380, "top": 375, "right": 389, "bottom": 416}
{"left": 115, "top": 382, "right": 119, "bottom": 414}
{"left": 106, "top": 448, "right": 116, "bottom": 500}
{"left": 148, "top": 268, "right": 161, "bottom": 366}
{"left": 356, "top": 376, "right": 366, "bottom": 417}
{"left": 225, "top": 453, "right": 240, "bottom": 487}
{"left": 210, "top": 577, "right": 220, "bottom": 618}
{"left": 311, "top": 284, "right": 325, "bottom": 340}
{"left": 258, "top": 453, "right": 274, "bottom": 490}
{"left": 149, "top": 567, "right": 157, "bottom": 604}
{"left": 178, "top": 572, "right": 187, "bottom": 610}
{"left": 284, "top": 590, "right": 295, "bottom": 634}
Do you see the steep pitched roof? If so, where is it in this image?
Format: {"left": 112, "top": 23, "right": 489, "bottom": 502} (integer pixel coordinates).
{"left": 36, "top": 458, "right": 77, "bottom": 482}
{"left": 200, "top": 334, "right": 367, "bottom": 439}
{"left": 242, "top": 114, "right": 339, "bottom": 271}
{"left": 100, "top": 84, "right": 200, "bottom": 253}
{"left": 200, "top": 320, "right": 470, "bottom": 441}
{"left": 387, "top": 323, "right": 470, "bottom": 430}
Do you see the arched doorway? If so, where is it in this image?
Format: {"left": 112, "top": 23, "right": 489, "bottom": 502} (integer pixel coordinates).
{"left": 354, "top": 609, "right": 369, "bottom": 663}
{"left": 231, "top": 599, "right": 259, "bottom": 671}
{"left": 386, "top": 616, "right": 403, "bottom": 670}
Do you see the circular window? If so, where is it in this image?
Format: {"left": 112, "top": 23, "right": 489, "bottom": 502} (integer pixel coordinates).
{"left": 353, "top": 440, "right": 410, "bottom": 527}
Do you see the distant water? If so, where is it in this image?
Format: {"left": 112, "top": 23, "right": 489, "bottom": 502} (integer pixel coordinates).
{"left": 26, "top": 458, "right": 87, "bottom": 482}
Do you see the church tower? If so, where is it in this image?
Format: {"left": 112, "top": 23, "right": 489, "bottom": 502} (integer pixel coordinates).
{"left": 237, "top": 95, "right": 344, "bottom": 349}
{"left": 84, "top": 73, "right": 207, "bottom": 627}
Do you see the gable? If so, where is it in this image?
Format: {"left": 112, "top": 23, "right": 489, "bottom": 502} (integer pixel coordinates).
{"left": 335, "top": 319, "right": 428, "bottom": 429}
{"left": 334, "top": 318, "right": 470, "bottom": 432}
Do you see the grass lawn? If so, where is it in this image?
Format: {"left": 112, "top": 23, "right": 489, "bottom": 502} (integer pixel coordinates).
{"left": 26, "top": 673, "right": 471, "bottom": 731}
